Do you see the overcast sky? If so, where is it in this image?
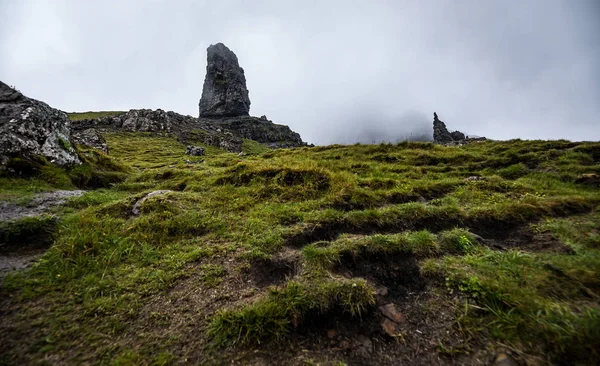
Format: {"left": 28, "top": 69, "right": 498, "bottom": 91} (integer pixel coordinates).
{"left": 1, "top": 0, "right": 599, "bottom": 144}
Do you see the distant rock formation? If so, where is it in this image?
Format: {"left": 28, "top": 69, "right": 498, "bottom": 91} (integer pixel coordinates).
{"left": 0, "top": 81, "right": 80, "bottom": 168}
{"left": 205, "top": 115, "right": 304, "bottom": 149}
{"left": 196, "top": 42, "right": 306, "bottom": 148}
{"left": 433, "top": 112, "right": 486, "bottom": 145}
{"left": 199, "top": 43, "right": 251, "bottom": 118}
{"left": 71, "top": 109, "right": 244, "bottom": 153}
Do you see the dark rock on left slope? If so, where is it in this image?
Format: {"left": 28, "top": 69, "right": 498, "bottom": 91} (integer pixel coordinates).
{"left": 0, "top": 81, "right": 81, "bottom": 168}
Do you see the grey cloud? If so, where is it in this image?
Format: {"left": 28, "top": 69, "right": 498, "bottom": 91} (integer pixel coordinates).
{"left": 1, "top": 0, "right": 599, "bottom": 145}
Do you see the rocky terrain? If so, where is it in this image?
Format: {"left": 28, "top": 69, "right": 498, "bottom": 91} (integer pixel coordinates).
{"left": 0, "top": 43, "right": 598, "bottom": 366}
{"left": 433, "top": 112, "right": 486, "bottom": 145}
{"left": 0, "top": 81, "right": 80, "bottom": 169}
{"left": 71, "top": 43, "right": 307, "bottom": 153}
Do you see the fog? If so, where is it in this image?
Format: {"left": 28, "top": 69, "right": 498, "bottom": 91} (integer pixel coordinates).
{"left": 1, "top": 0, "right": 599, "bottom": 144}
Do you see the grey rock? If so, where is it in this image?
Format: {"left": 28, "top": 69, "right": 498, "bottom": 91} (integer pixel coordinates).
{"left": 207, "top": 115, "right": 305, "bottom": 148}
{"left": 132, "top": 190, "right": 173, "bottom": 216}
{"left": 493, "top": 352, "right": 519, "bottom": 366}
{"left": 199, "top": 43, "right": 250, "bottom": 118}
{"left": 432, "top": 112, "right": 454, "bottom": 144}
{"left": 433, "top": 112, "right": 485, "bottom": 145}
{"left": 0, "top": 81, "right": 81, "bottom": 168}
{"left": 0, "top": 190, "right": 85, "bottom": 221}
{"left": 71, "top": 128, "right": 109, "bottom": 154}
{"left": 185, "top": 145, "right": 205, "bottom": 156}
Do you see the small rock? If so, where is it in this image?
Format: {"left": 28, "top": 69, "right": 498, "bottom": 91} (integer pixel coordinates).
{"left": 381, "top": 318, "right": 399, "bottom": 337}
{"left": 237, "top": 152, "right": 245, "bottom": 156}
{"left": 493, "top": 352, "right": 519, "bottom": 366}
{"left": 465, "top": 176, "right": 487, "bottom": 182}
{"left": 185, "top": 145, "right": 205, "bottom": 156}
{"left": 379, "top": 303, "right": 405, "bottom": 324}
{"left": 132, "top": 190, "right": 173, "bottom": 216}
{"left": 327, "top": 329, "right": 337, "bottom": 339}
{"left": 375, "top": 286, "right": 389, "bottom": 297}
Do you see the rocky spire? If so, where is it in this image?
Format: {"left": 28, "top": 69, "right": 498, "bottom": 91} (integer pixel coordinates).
{"left": 432, "top": 112, "right": 453, "bottom": 144}
{"left": 199, "top": 43, "right": 251, "bottom": 118}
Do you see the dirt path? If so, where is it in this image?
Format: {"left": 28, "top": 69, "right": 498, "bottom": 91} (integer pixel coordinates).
{"left": 0, "top": 190, "right": 85, "bottom": 221}
{"left": 0, "top": 190, "right": 85, "bottom": 278}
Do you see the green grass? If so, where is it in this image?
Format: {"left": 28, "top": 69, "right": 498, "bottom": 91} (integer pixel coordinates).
{"left": 1, "top": 136, "right": 599, "bottom": 364}
{"left": 67, "top": 111, "right": 126, "bottom": 121}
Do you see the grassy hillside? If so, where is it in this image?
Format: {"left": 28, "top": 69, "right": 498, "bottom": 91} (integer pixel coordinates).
{"left": 67, "top": 111, "right": 127, "bottom": 120}
{"left": 1, "top": 136, "right": 599, "bottom": 365}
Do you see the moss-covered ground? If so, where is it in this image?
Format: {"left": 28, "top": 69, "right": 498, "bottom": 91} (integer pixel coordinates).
{"left": 1, "top": 134, "right": 599, "bottom": 365}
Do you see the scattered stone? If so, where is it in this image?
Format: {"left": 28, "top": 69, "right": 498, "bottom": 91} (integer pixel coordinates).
{"left": 465, "top": 176, "right": 487, "bottom": 182}
{"left": 575, "top": 173, "right": 599, "bottom": 187}
{"left": 327, "top": 329, "right": 337, "bottom": 339}
{"left": 381, "top": 318, "right": 400, "bottom": 337}
{"left": 199, "top": 43, "right": 251, "bottom": 118}
{"left": 71, "top": 128, "right": 109, "bottom": 154}
{"left": 132, "top": 190, "right": 173, "bottom": 216}
{"left": 237, "top": 152, "right": 245, "bottom": 156}
{"left": 379, "top": 303, "right": 405, "bottom": 323}
{"left": 185, "top": 145, "right": 205, "bottom": 156}
{"left": 493, "top": 352, "right": 519, "bottom": 366}
{"left": 375, "top": 286, "right": 389, "bottom": 297}
{"left": 0, "top": 81, "right": 81, "bottom": 168}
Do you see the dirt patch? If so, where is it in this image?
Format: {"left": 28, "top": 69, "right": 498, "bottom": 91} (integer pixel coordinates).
{"left": 0, "top": 250, "right": 44, "bottom": 278}
{"left": 334, "top": 252, "right": 424, "bottom": 299}
{"left": 248, "top": 247, "right": 300, "bottom": 287}
{"left": 215, "top": 288, "right": 495, "bottom": 365}
{"left": 478, "top": 227, "right": 575, "bottom": 254}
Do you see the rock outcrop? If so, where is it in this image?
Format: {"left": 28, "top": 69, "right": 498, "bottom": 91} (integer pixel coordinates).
{"left": 71, "top": 109, "right": 244, "bottom": 153}
{"left": 203, "top": 115, "right": 304, "bottom": 148}
{"left": 72, "top": 128, "right": 109, "bottom": 154}
{"left": 433, "top": 112, "right": 486, "bottom": 145}
{"left": 0, "top": 81, "right": 81, "bottom": 168}
{"left": 199, "top": 43, "right": 251, "bottom": 118}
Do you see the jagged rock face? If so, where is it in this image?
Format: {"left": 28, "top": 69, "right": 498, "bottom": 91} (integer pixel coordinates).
{"left": 432, "top": 112, "right": 485, "bottom": 145}
{"left": 72, "top": 109, "right": 244, "bottom": 153}
{"left": 199, "top": 43, "right": 251, "bottom": 118}
{"left": 0, "top": 81, "right": 80, "bottom": 168}
{"left": 72, "top": 128, "right": 109, "bottom": 154}
{"left": 432, "top": 112, "right": 454, "bottom": 144}
{"left": 206, "top": 115, "right": 305, "bottom": 148}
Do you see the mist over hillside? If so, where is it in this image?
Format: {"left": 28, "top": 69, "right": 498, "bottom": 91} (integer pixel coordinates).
{"left": 318, "top": 109, "right": 433, "bottom": 144}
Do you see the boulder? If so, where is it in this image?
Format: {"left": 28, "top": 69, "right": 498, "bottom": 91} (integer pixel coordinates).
{"left": 72, "top": 128, "right": 109, "bottom": 154}
{"left": 199, "top": 43, "right": 251, "bottom": 118}
{"left": 0, "top": 81, "right": 81, "bottom": 168}
{"left": 132, "top": 190, "right": 173, "bottom": 216}
{"left": 185, "top": 145, "right": 205, "bottom": 156}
